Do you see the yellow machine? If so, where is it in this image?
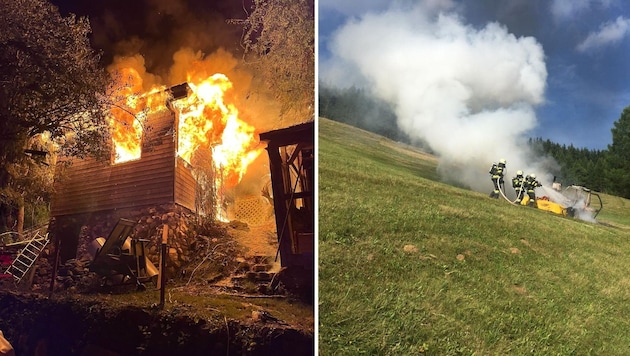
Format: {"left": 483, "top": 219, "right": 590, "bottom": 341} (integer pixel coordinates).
{"left": 522, "top": 197, "right": 567, "bottom": 216}
{"left": 519, "top": 185, "right": 602, "bottom": 219}
{"left": 535, "top": 199, "right": 567, "bottom": 216}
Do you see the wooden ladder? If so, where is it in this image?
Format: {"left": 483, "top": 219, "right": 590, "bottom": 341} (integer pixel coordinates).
{"left": 6, "top": 233, "right": 50, "bottom": 284}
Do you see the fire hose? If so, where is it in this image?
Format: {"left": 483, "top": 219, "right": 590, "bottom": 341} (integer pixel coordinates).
{"left": 495, "top": 177, "right": 519, "bottom": 206}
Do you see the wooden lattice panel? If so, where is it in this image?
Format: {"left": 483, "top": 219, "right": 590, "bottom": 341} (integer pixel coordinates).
{"left": 234, "top": 196, "right": 274, "bottom": 227}
{"left": 234, "top": 196, "right": 274, "bottom": 226}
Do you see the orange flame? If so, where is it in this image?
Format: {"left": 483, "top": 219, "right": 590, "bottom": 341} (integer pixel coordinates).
{"left": 108, "top": 68, "right": 168, "bottom": 163}
{"left": 173, "top": 73, "right": 262, "bottom": 187}
{"left": 108, "top": 68, "right": 144, "bottom": 163}
{"left": 108, "top": 68, "right": 262, "bottom": 220}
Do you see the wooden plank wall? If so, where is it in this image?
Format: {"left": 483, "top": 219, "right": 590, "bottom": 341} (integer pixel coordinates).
{"left": 174, "top": 157, "right": 196, "bottom": 212}
{"left": 51, "top": 110, "right": 182, "bottom": 216}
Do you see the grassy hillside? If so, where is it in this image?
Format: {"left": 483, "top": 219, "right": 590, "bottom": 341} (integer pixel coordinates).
{"left": 318, "top": 117, "right": 630, "bottom": 355}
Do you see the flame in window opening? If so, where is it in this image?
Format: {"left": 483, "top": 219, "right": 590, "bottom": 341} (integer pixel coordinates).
{"left": 108, "top": 67, "right": 168, "bottom": 163}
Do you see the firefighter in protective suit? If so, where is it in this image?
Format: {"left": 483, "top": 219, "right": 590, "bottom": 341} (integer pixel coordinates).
{"left": 512, "top": 170, "right": 525, "bottom": 203}
{"left": 489, "top": 159, "right": 506, "bottom": 198}
{"left": 524, "top": 173, "right": 542, "bottom": 207}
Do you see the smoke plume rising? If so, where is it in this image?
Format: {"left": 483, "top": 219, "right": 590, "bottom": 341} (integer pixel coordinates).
{"left": 321, "top": 2, "right": 559, "bottom": 195}
{"left": 93, "top": 0, "right": 286, "bottom": 200}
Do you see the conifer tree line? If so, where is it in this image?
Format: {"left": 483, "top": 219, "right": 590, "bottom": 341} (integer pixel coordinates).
{"left": 320, "top": 84, "right": 630, "bottom": 199}
{"left": 530, "top": 106, "right": 630, "bottom": 199}
{"left": 319, "top": 85, "right": 414, "bottom": 144}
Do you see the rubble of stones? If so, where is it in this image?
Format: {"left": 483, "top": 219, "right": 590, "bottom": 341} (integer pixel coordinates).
{"left": 16, "top": 204, "right": 278, "bottom": 294}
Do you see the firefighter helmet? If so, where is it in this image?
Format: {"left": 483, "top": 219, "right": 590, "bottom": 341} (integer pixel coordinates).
{"left": 530, "top": 173, "right": 536, "bottom": 179}
{"left": 517, "top": 170, "right": 523, "bottom": 176}
{"left": 499, "top": 158, "right": 506, "bottom": 164}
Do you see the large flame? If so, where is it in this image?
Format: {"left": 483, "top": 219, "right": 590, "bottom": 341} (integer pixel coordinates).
{"left": 173, "top": 73, "right": 263, "bottom": 220}
{"left": 174, "top": 73, "right": 261, "bottom": 186}
{"left": 107, "top": 68, "right": 262, "bottom": 220}
{"left": 108, "top": 68, "right": 168, "bottom": 163}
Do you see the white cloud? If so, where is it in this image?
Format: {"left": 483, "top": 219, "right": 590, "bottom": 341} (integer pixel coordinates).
{"left": 549, "top": 0, "right": 626, "bottom": 21}
{"left": 321, "top": 3, "right": 551, "bottom": 192}
{"left": 577, "top": 16, "right": 630, "bottom": 52}
{"left": 550, "top": 0, "right": 617, "bottom": 21}
{"left": 550, "top": 0, "right": 591, "bottom": 20}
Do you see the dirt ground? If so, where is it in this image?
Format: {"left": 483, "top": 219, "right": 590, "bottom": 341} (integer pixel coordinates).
{"left": 232, "top": 222, "right": 278, "bottom": 258}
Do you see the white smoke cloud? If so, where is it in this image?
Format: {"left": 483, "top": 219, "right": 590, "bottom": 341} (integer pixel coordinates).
{"left": 577, "top": 16, "right": 630, "bottom": 52}
{"left": 321, "top": 2, "right": 556, "bottom": 195}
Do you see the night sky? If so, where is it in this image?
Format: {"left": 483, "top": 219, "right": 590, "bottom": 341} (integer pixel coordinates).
{"left": 51, "top": 0, "right": 248, "bottom": 75}
{"left": 49, "top": 0, "right": 294, "bottom": 134}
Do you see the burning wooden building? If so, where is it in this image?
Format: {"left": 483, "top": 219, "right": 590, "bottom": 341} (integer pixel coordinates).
{"left": 48, "top": 75, "right": 267, "bottom": 278}
{"left": 50, "top": 83, "right": 192, "bottom": 264}
{"left": 51, "top": 83, "right": 195, "bottom": 219}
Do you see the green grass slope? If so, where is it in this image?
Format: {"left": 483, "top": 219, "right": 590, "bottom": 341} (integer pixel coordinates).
{"left": 318, "top": 117, "right": 630, "bottom": 355}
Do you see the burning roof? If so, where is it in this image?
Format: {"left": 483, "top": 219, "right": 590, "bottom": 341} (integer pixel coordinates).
{"left": 108, "top": 67, "right": 263, "bottom": 188}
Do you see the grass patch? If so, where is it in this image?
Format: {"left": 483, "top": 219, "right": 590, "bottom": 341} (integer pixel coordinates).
{"left": 318, "top": 118, "right": 630, "bottom": 354}
{"left": 49, "top": 286, "right": 313, "bottom": 330}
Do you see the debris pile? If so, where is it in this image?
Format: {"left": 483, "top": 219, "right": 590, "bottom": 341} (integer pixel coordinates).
{"left": 24, "top": 204, "right": 254, "bottom": 292}
{"left": 49, "top": 258, "right": 97, "bottom": 292}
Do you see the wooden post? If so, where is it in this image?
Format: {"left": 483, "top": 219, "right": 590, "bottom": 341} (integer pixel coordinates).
{"left": 49, "top": 237, "right": 60, "bottom": 294}
{"left": 159, "top": 225, "right": 168, "bottom": 309}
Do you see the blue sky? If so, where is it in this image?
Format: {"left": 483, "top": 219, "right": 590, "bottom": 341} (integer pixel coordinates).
{"left": 318, "top": 0, "right": 630, "bottom": 150}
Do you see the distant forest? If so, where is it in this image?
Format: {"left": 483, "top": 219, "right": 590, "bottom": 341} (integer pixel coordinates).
{"left": 319, "top": 85, "right": 413, "bottom": 144}
{"left": 319, "top": 83, "right": 630, "bottom": 199}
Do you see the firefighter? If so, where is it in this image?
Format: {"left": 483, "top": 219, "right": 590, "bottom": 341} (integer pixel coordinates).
{"left": 488, "top": 159, "right": 506, "bottom": 198}
{"left": 524, "top": 173, "right": 542, "bottom": 207}
{"left": 512, "top": 170, "right": 525, "bottom": 203}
